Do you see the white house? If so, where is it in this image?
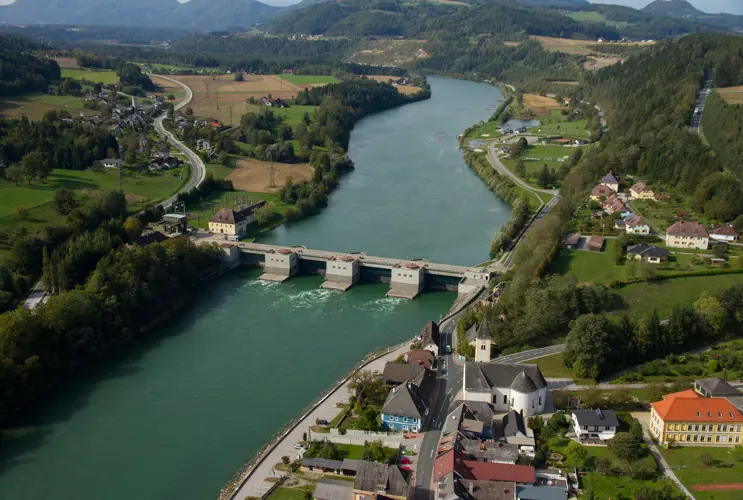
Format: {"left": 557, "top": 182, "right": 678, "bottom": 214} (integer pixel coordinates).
{"left": 100, "top": 158, "right": 123, "bottom": 169}
{"left": 709, "top": 225, "right": 739, "bottom": 242}
{"left": 208, "top": 201, "right": 265, "bottom": 237}
{"left": 462, "top": 363, "right": 548, "bottom": 417}
{"left": 599, "top": 171, "right": 619, "bottom": 192}
{"left": 623, "top": 214, "right": 650, "bottom": 235}
{"left": 665, "top": 221, "right": 709, "bottom": 250}
{"left": 572, "top": 409, "right": 619, "bottom": 442}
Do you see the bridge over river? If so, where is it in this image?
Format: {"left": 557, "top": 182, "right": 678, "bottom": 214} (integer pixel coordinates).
{"left": 198, "top": 238, "right": 495, "bottom": 299}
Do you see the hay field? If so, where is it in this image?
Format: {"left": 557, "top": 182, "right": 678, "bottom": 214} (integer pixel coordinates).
{"left": 0, "top": 94, "right": 94, "bottom": 120}
{"left": 717, "top": 86, "right": 743, "bottom": 105}
{"left": 503, "top": 41, "right": 521, "bottom": 47}
{"left": 365, "top": 75, "right": 422, "bottom": 95}
{"left": 54, "top": 57, "right": 79, "bottom": 69}
{"left": 159, "top": 74, "right": 326, "bottom": 125}
{"left": 228, "top": 158, "right": 313, "bottom": 193}
{"left": 522, "top": 94, "right": 562, "bottom": 115}
{"left": 583, "top": 56, "right": 623, "bottom": 71}
{"left": 348, "top": 39, "right": 429, "bottom": 66}
{"left": 531, "top": 35, "right": 654, "bottom": 56}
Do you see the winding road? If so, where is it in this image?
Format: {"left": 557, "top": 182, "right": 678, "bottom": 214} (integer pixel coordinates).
{"left": 486, "top": 141, "right": 558, "bottom": 197}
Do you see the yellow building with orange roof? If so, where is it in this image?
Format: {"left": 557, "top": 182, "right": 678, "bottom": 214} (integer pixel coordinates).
{"left": 649, "top": 389, "right": 743, "bottom": 446}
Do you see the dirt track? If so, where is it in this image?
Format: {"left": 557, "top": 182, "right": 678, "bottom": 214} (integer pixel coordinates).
{"left": 692, "top": 483, "right": 743, "bottom": 491}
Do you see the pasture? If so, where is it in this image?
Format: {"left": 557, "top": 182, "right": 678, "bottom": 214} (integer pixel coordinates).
{"left": 532, "top": 35, "right": 653, "bottom": 56}
{"left": 61, "top": 68, "right": 119, "bottom": 84}
{"left": 716, "top": 86, "right": 743, "bottom": 105}
{"left": 278, "top": 74, "right": 337, "bottom": 85}
{"left": 228, "top": 158, "right": 314, "bottom": 194}
{"left": 0, "top": 94, "right": 94, "bottom": 120}
{"left": 565, "top": 11, "right": 631, "bottom": 28}
{"left": 54, "top": 57, "right": 79, "bottom": 69}
{"left": 366, "top": 75, "right": 422, "bottom": 95}
{"left": 522, "top": 94, "right": 562, "bottom": 115}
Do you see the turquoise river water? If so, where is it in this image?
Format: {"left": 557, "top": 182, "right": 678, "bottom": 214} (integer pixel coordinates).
{"left": 0, "top": 76, "right": 508, "bottom": 499}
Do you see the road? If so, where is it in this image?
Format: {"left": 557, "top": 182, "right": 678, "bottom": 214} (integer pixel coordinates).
{"left": 496, "top": 344, "right": 565, "bottom": 364}
{"left": 151, "top": 75, "right": 206, "bottom": 208}
{"left": 690, "top": 71, "right": 713, "bottom": 135}
{"left": 486, "top": 142, "right": 559, "bottom": 196}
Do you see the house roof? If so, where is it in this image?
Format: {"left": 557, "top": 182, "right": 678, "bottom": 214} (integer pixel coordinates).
{"left": 354, "top": 461, "right": 408, "bottom": 496}
{"left": 341, "top": 458, "right": 360, "bottom": 472}
{"left": 209, "top": 202, "right": 266, "bottom": 225}
{"left": 564, "top": 233, "right": 580, "bottom": 246}
{"left": 586, "top": 236, "right": 605, "bottom": 251}
{"left": 516, "top": 485, "right": 568, "bottom": 500}
{"left": 666, "top": 221, "right": 709, "bottom": 239}
{"left": 503, "top": 409, "right": 527, "bottom": 437}
{"left": 696, "top": 378, "right": 741, "bottom": 397}
{"left": 301, "top": 458, "right": 343, "bottom": 470}
{"left": 101, "top": 158, "right": 123, "bottom": 164}
{"left": 460, "top": 437, "right": 519, "bottom": 463}
{"left": 651, "top": 389, "right": 743, "bottom": 422}
{"left": 572, "top": 409, "right": 619, "bottom": 427}
{"left": 406, "top": 349, "right": 435, "bottom": 369}
{"left": 710, "top": 225, "right": 739, "bottom": 237}
{"left": 461, "top": 419, "right": 485, "bottom": 434}
{"left": 465, "top": 363, "right": 547, "bottom": 392}
{"left": 313, "top": 479, "right": 352, "bottom": 500}
{"left": 630, "top": 180, "right": 649, "bottom": 193}
{"left": 627, "top": 244, "right": 669, "bottom": 259}
{"left": 434, "top": 449, "right": 457, "bottom": 480}
{"left": 133, "top": 231, "right": 168, "bottom": 246}
{"left": 459, "top": 480, "right": 516, "bottom": 500}
{"left": 591, "top": 184, "right": 614, "bottom": 197}
{"left": 457, "top": 460, "right": 536, "bottom": 484}
{"left": 626, "top": 214, "right": 648, "bottom": 228}
{"left": 465, "top": 323, "right": 478, "bottom": 343}
{"left": 382, "top": 381, "right": 429, "bottom": 419}
{"left": 511, "top": 371, "right": 538, "bottom": 393}
{"left": 600, "top": 171, "right": 618, "bottom": 185}
{"left": 382, "top": 362, "right": 425, "bottom": 386}
{"left": 462, "top": 401, "right": 495, "bottom": 425}
{"left": 420, "top": 321, "right": 440, "bottom": 346}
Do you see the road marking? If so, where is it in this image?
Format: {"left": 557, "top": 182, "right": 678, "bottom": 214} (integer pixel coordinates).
{"left": 430, "top": 450, "right": 434, "bottom": 458}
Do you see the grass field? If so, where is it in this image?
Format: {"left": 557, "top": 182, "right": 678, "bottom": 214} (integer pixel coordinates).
{"left": 530, "top": 353, "right": 574, "bottom": 379}
{"left": 228, "top": 158, "right": 313, "bottom": 194}
{"left": 616, "top": 274, "right": 743, "bottom": 317}
{"left": 187, "top": 190, "right": 290, "bottom": 232}
{"left": 716, "top": 86, "right": 743, "bottom": 105}
{"left": 149, "top": 75, "right": 187, "bottom": 101}
{"left": 54, "top": 57, "right": 79, "bottom": 69}
{"left": 0, "top": 167, "right": 188, "bottom": 231}
{"left": 278, "top": 74, "right": 337, "bottom": 85}
{"left": 61, "top": 68, "right": 119, "bottom": 84}
{"left": 660, "top": 447, "right": 743, "bottom": 500}
{"left": 348, "top": 39, "right": 430, "bottom": 67}
{"left": 0, "top": 94, "right": 94, "bottom": 120}
{"left": 531, "top": 35, "right": 654, "bottom": 56}
{"left": 566, "top": 11, "right": 631, "bottom": 28}
{"left": 365, "top": 75, "right": 422, "bottom": 95}
{"left": 243, "top": 104, "right": 319, "bottom": 128}
{"left": 527, "top": 110, "right": 589, "bottom": 138}
{"left": 266, "top": 486, "right": 314, "bottom": 500}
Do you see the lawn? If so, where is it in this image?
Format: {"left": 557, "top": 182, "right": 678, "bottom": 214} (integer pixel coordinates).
{"left": 615, "top": 274, "right": 743, "bottom": 318}
{"left": 660, "top": 447, "right": 743, "bottom": 500}
{"left": 0, "top": 94, "right": 94, "bottom": 120}
{"left": 550, "top": 239, "right": 623, "bottom": 284}
{"left": 465, "top": 120, "right": 504, "bottom": 139}
{"left": 61, "top": 68, "right": 120, "bottom": 84}
{"left": 186, "top": 189, "right": 290, "bottom": 235}
{"left": 266, "top": 486, "right": 314, "bottom": 500}
{"left": 278, "top": 74, "right": 338, "bottom": 85}
{"left": 244, "top": 104, "right": 318, "bottom": 128}
{"left": 565, "top": 11, "right": 631, "bottom": 28}
{"left": 529, "top": 118, "right": 589, "bottom": 138}
{"left": 530, "top": 353, "right": 574, "bottom": 379}
{"left": 502, "top": 157, "right": 563, "bottom": 189}
{"left": 205, "top": 162, "right": 233, "bottom": 180}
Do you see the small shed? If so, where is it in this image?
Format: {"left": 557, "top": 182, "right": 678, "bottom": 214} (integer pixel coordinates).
{"left": 564, "top": 233, "right": 580, "bottom": 250}
{"left": 586, "top": 236, "right": 605, "bottom": 252}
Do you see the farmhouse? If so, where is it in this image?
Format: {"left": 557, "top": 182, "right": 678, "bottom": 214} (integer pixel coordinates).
{"left": 709, "top": 224, "right": 739, "bottom": 242}
{"left": 590, "top": 184, "right": 614, "bottom": 200}
{"left": 599, "top": 171, "right": 619, "bottom": 192}
{"left": 627, "top": 244, "right": 670, "bottom": 264}
{"left": 665, "top": 221, "right": 709, "bottom": 250}
{"left": 629, "top": 180, "right": 655, "bottom": 200}
{"left": 572, "top": 409, "right": 619, "bottom": 442}
{"left": 462, "top": 363, "right": 548, "bottom": 417}
{"left": 207, "top": 201, "right": 265, "bottom": 238}
{"left": 381, "top": 377, "right": 433, "bottom": 432}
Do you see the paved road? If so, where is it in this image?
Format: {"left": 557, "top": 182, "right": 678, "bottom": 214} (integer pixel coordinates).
{"left": 486, "top": 142, "right": 558, "bottom": 196}
{"left": 151, "top": 75, "right": 206, "bottom": 208}
{"left": 22, "top": 280, "right": 48, "bottom": 309}
{"left": 231, "top": 341, "right": 414, "bottom": 499}
{"left": 690, "top": 72, "right": 713, "bottom": 135}
{"left": 496, "top": 344, "right": 565, "bottom": 364}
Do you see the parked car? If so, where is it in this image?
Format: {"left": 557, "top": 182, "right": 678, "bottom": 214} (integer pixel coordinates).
{"left": 399, "top": 457, "right": 411, "bottom": 465}
{"left": 401, "top": 465, "right": 412, "bottom": 471}
{"left": 317, "top": 419, "right": 329, "bottom": 426}
{"left": 294, "top": 443, "right": 305, "bottom": 450}
{"left": 401, "top": 449, "right": 415, "bottom": 456}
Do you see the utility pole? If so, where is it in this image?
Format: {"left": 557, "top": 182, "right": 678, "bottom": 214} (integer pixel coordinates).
{"left": 268, "top": 160, "right": 276, "bottom": 189}
{"left": 216, "top": 90, "right": 220, "bottom": 110}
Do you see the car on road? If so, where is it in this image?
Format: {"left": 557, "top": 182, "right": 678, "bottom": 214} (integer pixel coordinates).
{"left": 399, "top": 457, "right": 411, "bottom": 464}
{"left": 401, "top": 449, "right": 415, "bottom": 456}
{"left": 446, "top": 345, "right": 452, "bottom": 354}
{"left": 294, "top": 443, "right": 305, "bottom": 450}
{"left": 317, "top": 419, "right": 329, "bottom": 425}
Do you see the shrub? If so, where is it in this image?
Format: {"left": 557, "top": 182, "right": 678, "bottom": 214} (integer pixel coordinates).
{"left": 609, "top": 432, "right": 644, "bottom": 462}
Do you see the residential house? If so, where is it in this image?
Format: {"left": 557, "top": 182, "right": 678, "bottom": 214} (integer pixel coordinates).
{"left": 381, "top": 370, "right": 434, "bottom": 432}
{"left": 629, "top": 180, "right": 655, "bottom": 200}
{"left": 149, "top": 157, "right": 182, "bottom": 172}
{"left": 564, "top": 233, "right": 580, "bottom": 250}
{"left": 208, "top": 202, "right": 265, "bottom": 237}
{"left": 406, "top": 349, "right": 435, "bottom": 370}
{"left": 599, "top": 171, "right": 619, "bottom": 192}
{"left": 502, "top": 410, "right": 536, "bottom": 455}
{"left": 586, "top": 236, "right": 604, "bottom": 252}
{"left": 196, "top": 138, "right": 212, "bottom": 152}
{"left": 590, "top": 184, "right": 614, "bottom": 200}
{"left": 152, "top": 147, "right": 171, "bottom": 160}
{"left": 621, "top": 215, "right": 650, "bottom": 235}
{"left": 459, "top": 438, "right": 519, "bottom": 464}
{"left": 694, "top": 378, "right": 742, "bottom": 399}
{"left": 626, "top": 244, "right": 670, "bottom": 264}
{"left": 709, "top": 225, "right": 739, "bottom": 242}
{"left": 382, "top": 362, "right": 425, "bottom": 386}
{"left": 100, "top": 158, "right": 123, "bottom": 169}
{"left": 435, "top": 449, "right": 536, "bottom": 484}
{"left": 353, "top": 460, "right": 408, "bottom": 500}
{"left": 602, "top": 194, "right": 625, "bottom": 214}
{"left": 464, "top": 316, "right": 493, "bottom": 363}
{"left": 571, "top": 409, "right": 619, "bottom": 442}
{"left": 462, "top": 363, "right": 548, "bottom": 416}
{"left": 516, "top": 485, "right": 567, "bottom": 500}
{"left": 419, "top": 321, "right": 441, "bottom": 356}
{"left": 313, "top": 477, "right": 353, "bottom": 500}
{"left": 665, "top": 221, "right": 709, "bottom": 250}
{"left": 301, "top": 458, "right": 343, "bottom": 474}
{"left": 649, "top": 389, "right": 743, "bottom": 446}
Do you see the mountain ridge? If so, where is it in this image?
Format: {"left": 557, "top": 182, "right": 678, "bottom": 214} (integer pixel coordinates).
{"left": 642, "top": 0, "right": 743, "bottom": 32}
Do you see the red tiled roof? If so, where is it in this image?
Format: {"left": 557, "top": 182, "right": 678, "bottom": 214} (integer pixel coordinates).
{"left": 434, "top": 450, "right": 455, "bottom": 480}
{"left": 630, "top": 181, "right": 649, "bottom": 193}
{"left": 651, "top": 390, "right": 743, "bottom": 422}
{"left": 710, "top": 225, "right": 739, "bottom": 237}
{"left": 666, "top": 221, "right": 709, "bottom": 239}
{"left": 591, "top": 184, "right": 614, "bottom": 197}
{"left": 456, "top": 460, "right": 535, "bottom": 484}
{"left": 626, "top": 215, "right": 648, "bottom": 228}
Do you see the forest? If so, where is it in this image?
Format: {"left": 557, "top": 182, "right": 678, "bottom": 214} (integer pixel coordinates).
{"left": 0, "top": 37, "right": 61, "bottom": 96}
{"left": 701, "top": 91, "right": 743, "bottom": 178}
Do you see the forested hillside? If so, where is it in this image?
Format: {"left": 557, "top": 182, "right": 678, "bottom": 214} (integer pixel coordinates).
{"left": 702, "top": 92, "right": 743, "bottom": 178}
{"left": 0, "top": 36, "right": 60, "bottom": 96}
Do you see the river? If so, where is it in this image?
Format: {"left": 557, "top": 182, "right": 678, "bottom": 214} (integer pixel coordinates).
{"left": 0, "top": 76, "right": 508, "bottom": 500}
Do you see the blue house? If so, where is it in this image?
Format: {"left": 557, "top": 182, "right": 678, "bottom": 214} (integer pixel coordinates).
{"left": 381, "top": 381, "right": 430, "bottom": 433}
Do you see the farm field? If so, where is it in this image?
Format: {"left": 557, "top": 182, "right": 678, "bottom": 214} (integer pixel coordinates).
{"left": 531, "top": 35, "right": 654, "bottom": 55}
{"left": 583, "top": 56, "right": 623, "bottom": 71}
{"left": 716, "top": 86, "right": 743, "bottom": 105}
{"left": 278, "top": 74, "right": 337, "bottom": 85}
{"left": 348, "top": 39, "right": 430, "bottom": 67}
{"left": 53, "top": 57, "right": 79, "bottom": 69}
{"left": 243, "top": 104, "right": 319, "bottom": 128}
{"left": 528, "top": 110, "right": 589, "bottom": 138}
{"left": 0, "top": 167, "right": 188, "bottom": 231}
{"left": 0, "top": 94, "right": 94, "bottom": 120}
{"left": 522, "top": 93, "right": 562, "bottom": 115}
{"left": 660, "top": 447, "right": 743, "bottom": 500}
{"left": 149, "top": 75, "right": 187, "bottom": 101}
{"left": 157, "top": 74, "right": 318, "bottom": 125}
{"left": 61, "top": 68, "right": 119, "bottom": 84}
{"left": 228, "top": 158, "right": 314, "bottom": 194}
{"left": 365, "top": 75, "right": 422, "bottom": 95}
{"left": 565, "top": 11, "right": 631, "bottom": 28}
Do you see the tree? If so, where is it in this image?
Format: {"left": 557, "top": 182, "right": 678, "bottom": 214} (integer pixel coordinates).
{"left": 527, "top": 415, "right": 544, "bottom": 437}
{"left": 608, "top": 432, "right": 644, "bottom": 462}
{"left": 254, "top": 202, "right": 277, "bottom": 225}
{"left": 362, "top": 440, "right": 387, "bottom": 462}
{"left": 15, "top": 205, "right": 28, "bottom": 219}
{"left": 234, "top": 71, "right": 244, "bottom": 82}
{"left": 515, "top": 160, "right": 526, "bottom": 179}
{"left": 356, "top": 408, "right": 380, "bottom": 431}
{"left": 20, "top": 151, "right": 50, "bottom": 184}
{"left": 511, "top": 136, "right": 528, "bottom": 157}
{"left": 53, "top": 188, "right": 77, "bottom": 215}
{"left": 185, "top": 107, "right": 193, "bottom": 116}
{"left": 695, "top": 291, "right": 726, "bottom": 334}
{"left": 567, "top": 440, "right": 588, "bottom": 467}
{"left": 281, "top": 455, "right": 290, "bottom": 465}
{"left": 123, "top": 216, "right": 143, "bottom": 240}
{"left": 596, "top": 456, "right": 613, "bottom": 475}
{"left": 537, "top": 164, "right": 552, "bottom": 188}
{"left": 563, "top": 314, "right": 615, "bottom": 379}
{"left": 6, "top": 164, "right": 25, "bottom": 185}
{"left": 712, "top": 243, "right": 728, "bottom": 259}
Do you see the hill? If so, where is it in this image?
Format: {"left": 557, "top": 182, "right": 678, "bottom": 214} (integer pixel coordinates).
{"left": 0, "top": 0, "right": 281, "bottom": 32}
{"left": 516, "top": 0, "right": 588, "bottom": 6}
{"left": 0, "top": 36, "right": 61, "bottom": 96}
{"left": 642, "top": 0, "right": 743, "bottom": 32}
